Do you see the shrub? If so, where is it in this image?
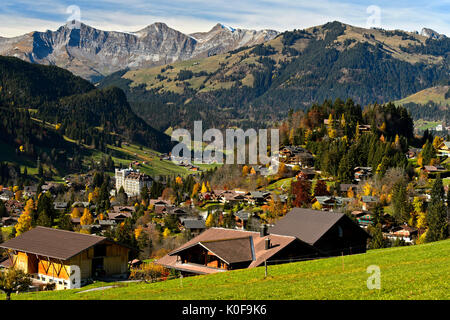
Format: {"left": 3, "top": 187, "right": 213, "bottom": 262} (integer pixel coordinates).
{"left": 129, "top": 263, "right": 170, "bottom": 282}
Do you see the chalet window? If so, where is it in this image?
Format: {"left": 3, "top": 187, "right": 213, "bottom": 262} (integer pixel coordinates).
{"left": 337, "top": 226, "right": 343, "bottom": 238}
{"left": 94, "top": 244, "right": 107, "bottom": 257}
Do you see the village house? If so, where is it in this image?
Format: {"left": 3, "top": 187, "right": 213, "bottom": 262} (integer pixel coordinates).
{"left": 218, "top": 190, "right": 246, "bottom": 204}
{"left": 269, "top": 208, "right": 370, "bottom": 256}
{"left": 339, "top": 184, "right": 358, "bottom": 196}
{"left": 351, "top": 210, "right": 375, "bottom": 228}
{"left": 115, "top": 167, "right": 153, "bottom": 197}
{"left": 357, "top": 124, "right": 371, "bottom": 133}
{"left": 155, "top": 226, "right": 319, "bottom": 275}
{"left": 279, "top": 146, "right": 314, "bottom": 168}
{"left": 406, "top": 147, "right": 422, "bottom": 159}
{"left": 0, "top": 227, "right": 131, "bottom": 290}
{"left": 0, "top": 189, "right": 14, "bottom": 201}
{"left": 179, "top": 217, "right": 206, "bottom": 236}
{"left": 23, "top": 186, "right": 37, "bottom": 198}
{"left": 106, "top": 206, "right": 136, "bottom": 223}
{"left": 234, "top": 211, "right": 249, "bottom": 229}
{"left": 313, "top": 196, "right": 344, "bottom": 210}
{"left": 156, "top": 208, "right": 369, "bottom": 275}
{"left": 361, "top": 196, "right": 379, "bottom": 211}
{"left": 438, "top": 141, "right": 450, "bottom": 156}
{"left": 245, "top": 191, "right": 271, "bottom": 205}
{"left": 354, "top": 167, "right": 372, "bottom": 182}
{"left": 385, "top": 225, "right": 418, "bottom": 243}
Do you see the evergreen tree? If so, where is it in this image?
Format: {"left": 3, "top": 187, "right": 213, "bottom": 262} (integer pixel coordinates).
{"left": 57, "top": 213, "right": 74, "bottom": 231}
{"left": 425, "top": 177, "right": 448, "bottom": 242}
{"left": 36, "top": 210, "right": 52, "bottom": 227}
{"left": 0, "top": 201, "right": 7, "bottom": 218}
{"left": 391, "top": 181, "right": 411, "bottom": 223}
{"left": 368, "top": 225, "right": 387, "bottom": 249}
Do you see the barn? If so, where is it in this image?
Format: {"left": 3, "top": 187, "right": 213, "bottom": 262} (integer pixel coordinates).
{"left": 0, "top": 227, "right": 130, "bottom": 290}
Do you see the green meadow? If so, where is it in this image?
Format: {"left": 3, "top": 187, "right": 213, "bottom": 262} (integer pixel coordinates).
{"left": 6, "top": 239, "right": 449, "bottom": 300}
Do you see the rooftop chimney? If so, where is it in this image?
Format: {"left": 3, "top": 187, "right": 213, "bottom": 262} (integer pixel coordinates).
{"left": 260, "top": 224, "right": 268, "bottom": 237}
{"left": 265, "top": 237, "right": 271, "bottom": 250}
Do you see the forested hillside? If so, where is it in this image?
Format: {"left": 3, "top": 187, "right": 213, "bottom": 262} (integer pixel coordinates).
{"left": 99, "top": 21, "right": 450, "bottom": 131}
{"left": 0, "top": 56, "right": 172, "bottom": 181}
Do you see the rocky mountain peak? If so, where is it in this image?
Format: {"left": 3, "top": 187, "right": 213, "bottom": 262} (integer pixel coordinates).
{"left": 420, "top": 27, "right": 446, "bottom": 40}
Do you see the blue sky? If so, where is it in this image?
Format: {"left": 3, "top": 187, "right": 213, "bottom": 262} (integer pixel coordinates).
{"left": 1, "top": 0, "right": 449, "bottom": 37}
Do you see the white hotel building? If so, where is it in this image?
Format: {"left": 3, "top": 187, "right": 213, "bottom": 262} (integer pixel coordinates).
{"left": 115, "top": 168, "right": 153, "bottom": 197}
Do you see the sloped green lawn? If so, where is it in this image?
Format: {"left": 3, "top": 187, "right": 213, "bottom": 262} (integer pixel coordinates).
{"left": 4, "top": 239, "right": 449, "bottom": 300}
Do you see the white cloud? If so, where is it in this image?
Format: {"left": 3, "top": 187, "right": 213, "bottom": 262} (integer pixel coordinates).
{"left": 0, "top": 0, "right": 448, "bottom": 37}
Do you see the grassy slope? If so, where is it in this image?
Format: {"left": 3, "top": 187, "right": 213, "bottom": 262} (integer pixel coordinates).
{"left": 9, "top": 239, "right": 450, "bottom": 300}
{"left": 396, "top": 85, "right": 450, "bottom": 106}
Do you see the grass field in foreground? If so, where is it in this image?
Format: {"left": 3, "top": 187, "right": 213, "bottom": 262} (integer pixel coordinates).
{"left": 6, "top": 239, "right": 449, "bottom": 300}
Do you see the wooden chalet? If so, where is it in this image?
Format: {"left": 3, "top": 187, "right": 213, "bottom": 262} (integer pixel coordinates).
{"left": 155, "top": 227, "right": 318, "bottom": 275}
{"left": 269, "top": 208, "right": 370, "bottom": 256}
{"left": 157, "top": 208, "right": 370, "bottom": 275}
{"left": 0, "top": 227, "right": 130, "bottom": 290}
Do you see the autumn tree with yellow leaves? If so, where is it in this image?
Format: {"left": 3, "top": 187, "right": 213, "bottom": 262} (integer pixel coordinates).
{"left": 80, "top": 208, "right": 94, "bottom": 225}
{"left": 71, "top": 207, "right": 81, "bottom": 218}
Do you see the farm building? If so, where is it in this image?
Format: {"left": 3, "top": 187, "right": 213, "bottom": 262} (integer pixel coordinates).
{"left": 156, "top": 208, "right": 370, "bottom": 275}
{"left": 155, "top": 227, "right": 318, "bottom": 275}
{"left": 269, "top": 208, "right": 370, "bottom": 256}
{"left": 0, "top": 227, "right": 130, "bottom": 290}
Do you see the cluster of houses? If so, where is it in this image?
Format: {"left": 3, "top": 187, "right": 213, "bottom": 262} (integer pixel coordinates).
{"left": 279, "top": 146, "right": 314, "bottom": 168}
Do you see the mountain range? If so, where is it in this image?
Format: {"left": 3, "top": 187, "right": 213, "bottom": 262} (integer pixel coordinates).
{"left": 1, "top": 20, "right": 449, "bottom": 132}
{"left": 97, "top": 21, "right": 450, "bottom": 131}
{"left": 0, "top": 22, "right": 278, "bottom": 81}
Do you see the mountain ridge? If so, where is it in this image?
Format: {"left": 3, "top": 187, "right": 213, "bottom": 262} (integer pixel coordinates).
{"left": 98, "top": 21, "right": 450, "bottom": 131}
{"left": 0, "top": 21, "right": 279, "bottom": 81}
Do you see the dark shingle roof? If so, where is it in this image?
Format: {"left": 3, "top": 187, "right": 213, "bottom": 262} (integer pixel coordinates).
{"left": 182, "top": 219, "right": 206, "bottom": 229}
{"left": 201, "top": 237, "right": 254, "bottom": 264}
{"left": 157, "top": 228, "right": 299, "bottom": 272}
{"left": 0, "top": 226, "right": 107, "bottom": 260}
{"left": 169, "top": 236, "right": 255, "bottom": 264}
{"left": 268, "top": 208, "right": 345, "bottom": 245}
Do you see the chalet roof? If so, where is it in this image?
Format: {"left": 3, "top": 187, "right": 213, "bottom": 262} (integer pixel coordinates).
{"left": 108, "top": 211, "right": 133, "bottom": 219}
{"left": 314, "top": 196, "right": 343, "bottom": 206}
{"left": 171, "top": 237, "right": 254, "bottom": 265}
{"left": 361, "top": 196, "right": 379, "bottom": 203}
{"left": 269, "top": 208, "right": 346, "bottom": 245}
{"left": 54, "top": 202, "right": 68, "bottom": 209}
{"left": 248, "top": 191, "right": 270, "bottom": 199}
{"left": 112, "top": 206, "right": 136, "bottom": 213}
{"left": 0, "top": 226, "right": 111, "bottom": 260}
{"left": 181, "top": 219, "right": 206, "bottom": 229}
{"left": 235, "top": 211, "right": 251, "bottom": 221}
{"left": 156, "top": 228, "right": 300, "bottom": 272}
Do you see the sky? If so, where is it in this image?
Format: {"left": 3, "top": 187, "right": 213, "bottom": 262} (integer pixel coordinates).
{"left": 1, "top": 0, "right": 449, "bottom": 37}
